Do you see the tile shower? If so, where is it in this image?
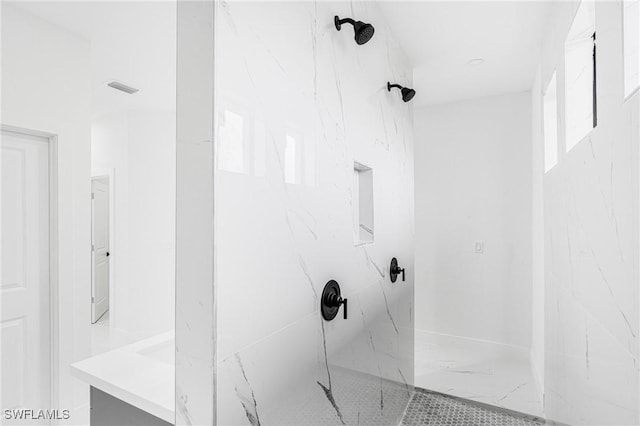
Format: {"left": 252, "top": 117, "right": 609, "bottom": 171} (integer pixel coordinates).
{"left": 177, "top": 0, "right": 415, "bottom": 425}
{"left": 214, "top": 1, "right": 414, "bottom": 424}
{"left": 171, "top": 1, "right": 640, "bottom": 425}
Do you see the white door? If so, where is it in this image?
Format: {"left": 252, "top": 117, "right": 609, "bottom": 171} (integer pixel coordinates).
{"left": 91, "top": 178, "right": 109, "bottom": 323}
{"left": 0, "top": 129, "right": 51, "bottom": 412}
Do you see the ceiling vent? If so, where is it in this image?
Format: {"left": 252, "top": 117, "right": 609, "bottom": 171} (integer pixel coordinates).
{"left": 107, "top": 80, "right": 139, "bottom": 95}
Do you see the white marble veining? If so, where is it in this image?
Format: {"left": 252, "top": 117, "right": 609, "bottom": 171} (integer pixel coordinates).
{"left": 213, "top": 1, "right": 414, "bottom": 424}
{"left": 536, "top": 1, "right": 640, "bottom": 424}
{"left": 70, "top": 332, "right": 175, "bottom": 424}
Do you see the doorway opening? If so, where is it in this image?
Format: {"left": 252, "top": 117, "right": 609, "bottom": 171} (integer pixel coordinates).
{"left": 91, "top": 176, "right": 110, "bottom": 325}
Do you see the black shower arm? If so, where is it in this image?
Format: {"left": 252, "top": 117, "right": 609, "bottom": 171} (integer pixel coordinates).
{"left": 335, "top": 17, "right": 356, "bottom": 27}
{"left": 387, "top": 82, "right": 403, "bottom": 91}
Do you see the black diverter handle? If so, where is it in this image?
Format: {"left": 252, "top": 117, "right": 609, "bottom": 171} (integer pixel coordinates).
{"left": 390, "top": 257, "right": 405, "bottom": 283}
{"left": 321, "top": 280, "right": 348, "bottom": 321}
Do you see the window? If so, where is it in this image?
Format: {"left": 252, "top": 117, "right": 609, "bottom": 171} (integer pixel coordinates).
{"left": 544, "top": 72, "right": 558, "bottom": 172}
{"left": 565, "top": 0, "right": 597, "bottom": 151}
{"left": 624, "top": 0, "right": 640, "bottom": 97}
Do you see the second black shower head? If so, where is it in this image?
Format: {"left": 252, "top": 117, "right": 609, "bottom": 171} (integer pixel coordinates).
{"left": 334, "top": 16, "right": 375, "bottom": 45}
{"left": 387, "top": 82, "right": 416, "bottom": 103}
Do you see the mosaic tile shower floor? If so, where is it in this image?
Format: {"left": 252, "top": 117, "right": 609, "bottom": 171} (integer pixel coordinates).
{"left": 401, "top": 390, "right": 545, "bottom": 426}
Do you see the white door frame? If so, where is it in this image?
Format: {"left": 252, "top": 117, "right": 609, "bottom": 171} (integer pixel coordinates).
{"left": 1, "top": 124, "right": 59, "bottom": 411}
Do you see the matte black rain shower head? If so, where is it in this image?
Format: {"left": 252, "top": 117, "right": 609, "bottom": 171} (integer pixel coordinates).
{"left": 387, "top": 82, "right": 416, "bottom": 103}
{"left": 334, "top": 16, "right": 375, "bottom": 45}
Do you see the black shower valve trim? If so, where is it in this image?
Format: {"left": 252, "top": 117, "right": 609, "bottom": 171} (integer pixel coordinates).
{"left": 321, "top": 280, "right": 348, "bottom": 321}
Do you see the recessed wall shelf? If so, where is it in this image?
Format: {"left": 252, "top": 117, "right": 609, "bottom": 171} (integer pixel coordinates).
{"left": 353, "top": 162, "right": 373, "bottom": 246}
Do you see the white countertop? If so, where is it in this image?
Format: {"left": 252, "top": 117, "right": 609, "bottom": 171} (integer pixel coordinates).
{"left": 71, "top": 332, "right": 175, "bottom": 424}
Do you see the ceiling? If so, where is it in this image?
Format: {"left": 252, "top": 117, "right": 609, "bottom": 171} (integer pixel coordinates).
{"left": 379, "top": 1, "right": 553, "bottom": 107}
{"left": 11, "top": 1, "right": 176, "bottom": 118}
{"left": 13, "top": 1, "right": 551, "bottom": 112}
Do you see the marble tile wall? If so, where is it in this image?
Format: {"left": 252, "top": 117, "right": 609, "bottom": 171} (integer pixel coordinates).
{"left": 176, "top": 2, "right": 216, "bottom": 425}
{"left": 536, "top": 1, "right": 640, "bottom": 424}
{"left": 213, "top": 1, "right": 414, "bottom": 424}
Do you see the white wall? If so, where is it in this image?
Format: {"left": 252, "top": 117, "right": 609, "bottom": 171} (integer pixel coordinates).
{"left": 414, "top": 92, "right": 533, "bottom": 350}
{"left": 92, "top": 109, "right": 175, "bottom": 340}
{"left": 534, "top": 1, "right": 640, "bottom": 424}
{"left": 1, "top": 4, "right": 92, "bottom": 423}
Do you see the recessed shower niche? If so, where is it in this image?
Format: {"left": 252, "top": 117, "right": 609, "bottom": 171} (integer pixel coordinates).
{"left": 353, "top": 162, "right": 374, "bottom": 245}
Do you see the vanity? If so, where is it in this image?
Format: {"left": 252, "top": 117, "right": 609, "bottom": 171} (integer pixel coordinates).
{"left": 71, "top": 332, "right": 175, "bottom": 425}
